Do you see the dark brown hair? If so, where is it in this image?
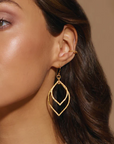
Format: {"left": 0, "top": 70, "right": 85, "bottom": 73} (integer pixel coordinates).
{"left": 35, "top": 0, "right": 113, "bottom": 143}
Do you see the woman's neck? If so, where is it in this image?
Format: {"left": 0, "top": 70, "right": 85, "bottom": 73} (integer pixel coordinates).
{"left": 0, "top": 69, "right": 62, "bottom": 144}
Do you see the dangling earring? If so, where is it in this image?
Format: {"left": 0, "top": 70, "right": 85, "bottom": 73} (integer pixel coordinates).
{"left": 48, "top": 69, "right": 70, "bottom": 116}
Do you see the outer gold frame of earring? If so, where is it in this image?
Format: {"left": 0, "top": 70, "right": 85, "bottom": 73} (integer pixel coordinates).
{"left": 48, "top": 70, "right": 70, "bottom": 117}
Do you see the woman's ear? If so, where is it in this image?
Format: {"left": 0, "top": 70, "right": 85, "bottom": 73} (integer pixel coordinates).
{"left": 52, "top": 24, "right": 78, "bottom": 68}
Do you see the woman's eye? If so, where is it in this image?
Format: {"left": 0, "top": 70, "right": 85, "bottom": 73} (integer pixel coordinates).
{"left": 0, "top": 19, "right": 11, "bottom": 29}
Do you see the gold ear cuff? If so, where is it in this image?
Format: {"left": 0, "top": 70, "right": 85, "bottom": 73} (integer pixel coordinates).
{"left": 69, "top": 50, "right": 78, "bottom": 54}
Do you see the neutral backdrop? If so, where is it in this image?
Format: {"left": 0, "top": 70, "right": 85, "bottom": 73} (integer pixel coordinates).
{"left": 77, "top": 0, "right": 114, "bottom": 131}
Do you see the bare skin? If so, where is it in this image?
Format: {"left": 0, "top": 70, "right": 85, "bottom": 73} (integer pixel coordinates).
{"left": 0, "top": 0, "right": 77, "bottom": 144}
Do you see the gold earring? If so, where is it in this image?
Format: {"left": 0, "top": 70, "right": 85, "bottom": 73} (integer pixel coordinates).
{"left": 69, "top": 50, "right": 78, "bottom": 54}
{"left": 48, "top": 69, "right": 70, "bottom": 116}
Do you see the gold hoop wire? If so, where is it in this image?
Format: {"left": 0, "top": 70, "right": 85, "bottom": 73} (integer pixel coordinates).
{"left": 48, "top": 70, "right": 70, "bottom": 116}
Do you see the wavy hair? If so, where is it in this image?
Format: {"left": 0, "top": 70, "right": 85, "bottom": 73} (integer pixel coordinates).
{"left": 35, "top": 0, "right": 113, "bottom": 143}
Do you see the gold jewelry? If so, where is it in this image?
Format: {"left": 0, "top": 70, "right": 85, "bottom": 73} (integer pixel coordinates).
{"left": 69, "top": 50, "right": 78, "bottom": 54}
{"left": 48, "top": 69, "right": 70, "bottom": 116}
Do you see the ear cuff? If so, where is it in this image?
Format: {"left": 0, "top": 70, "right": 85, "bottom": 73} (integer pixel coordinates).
{"left": 69, "top": 50, "right": 78, "bottom": 54}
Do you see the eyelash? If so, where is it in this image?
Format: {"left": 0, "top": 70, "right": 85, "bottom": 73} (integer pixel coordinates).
{"left": 0, "top": 18, "right": 11, "bottom": 30}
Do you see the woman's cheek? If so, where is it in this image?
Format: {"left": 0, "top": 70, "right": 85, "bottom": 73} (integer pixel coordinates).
{"left": 0, "top": 30, "right": 50, "bottom": 107}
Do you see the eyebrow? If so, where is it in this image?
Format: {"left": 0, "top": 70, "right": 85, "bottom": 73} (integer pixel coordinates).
{"left": 0, "top": 0, "right": 22, "bottom": 9}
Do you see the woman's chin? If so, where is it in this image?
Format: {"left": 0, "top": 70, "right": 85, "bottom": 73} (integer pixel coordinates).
{"left": 0, "top": 93, "right": 29, "bottom": 109}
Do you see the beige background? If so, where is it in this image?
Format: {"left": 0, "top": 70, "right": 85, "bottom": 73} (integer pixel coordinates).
{"left": 77, "top": 0, "right": 114, "bottom": 131}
